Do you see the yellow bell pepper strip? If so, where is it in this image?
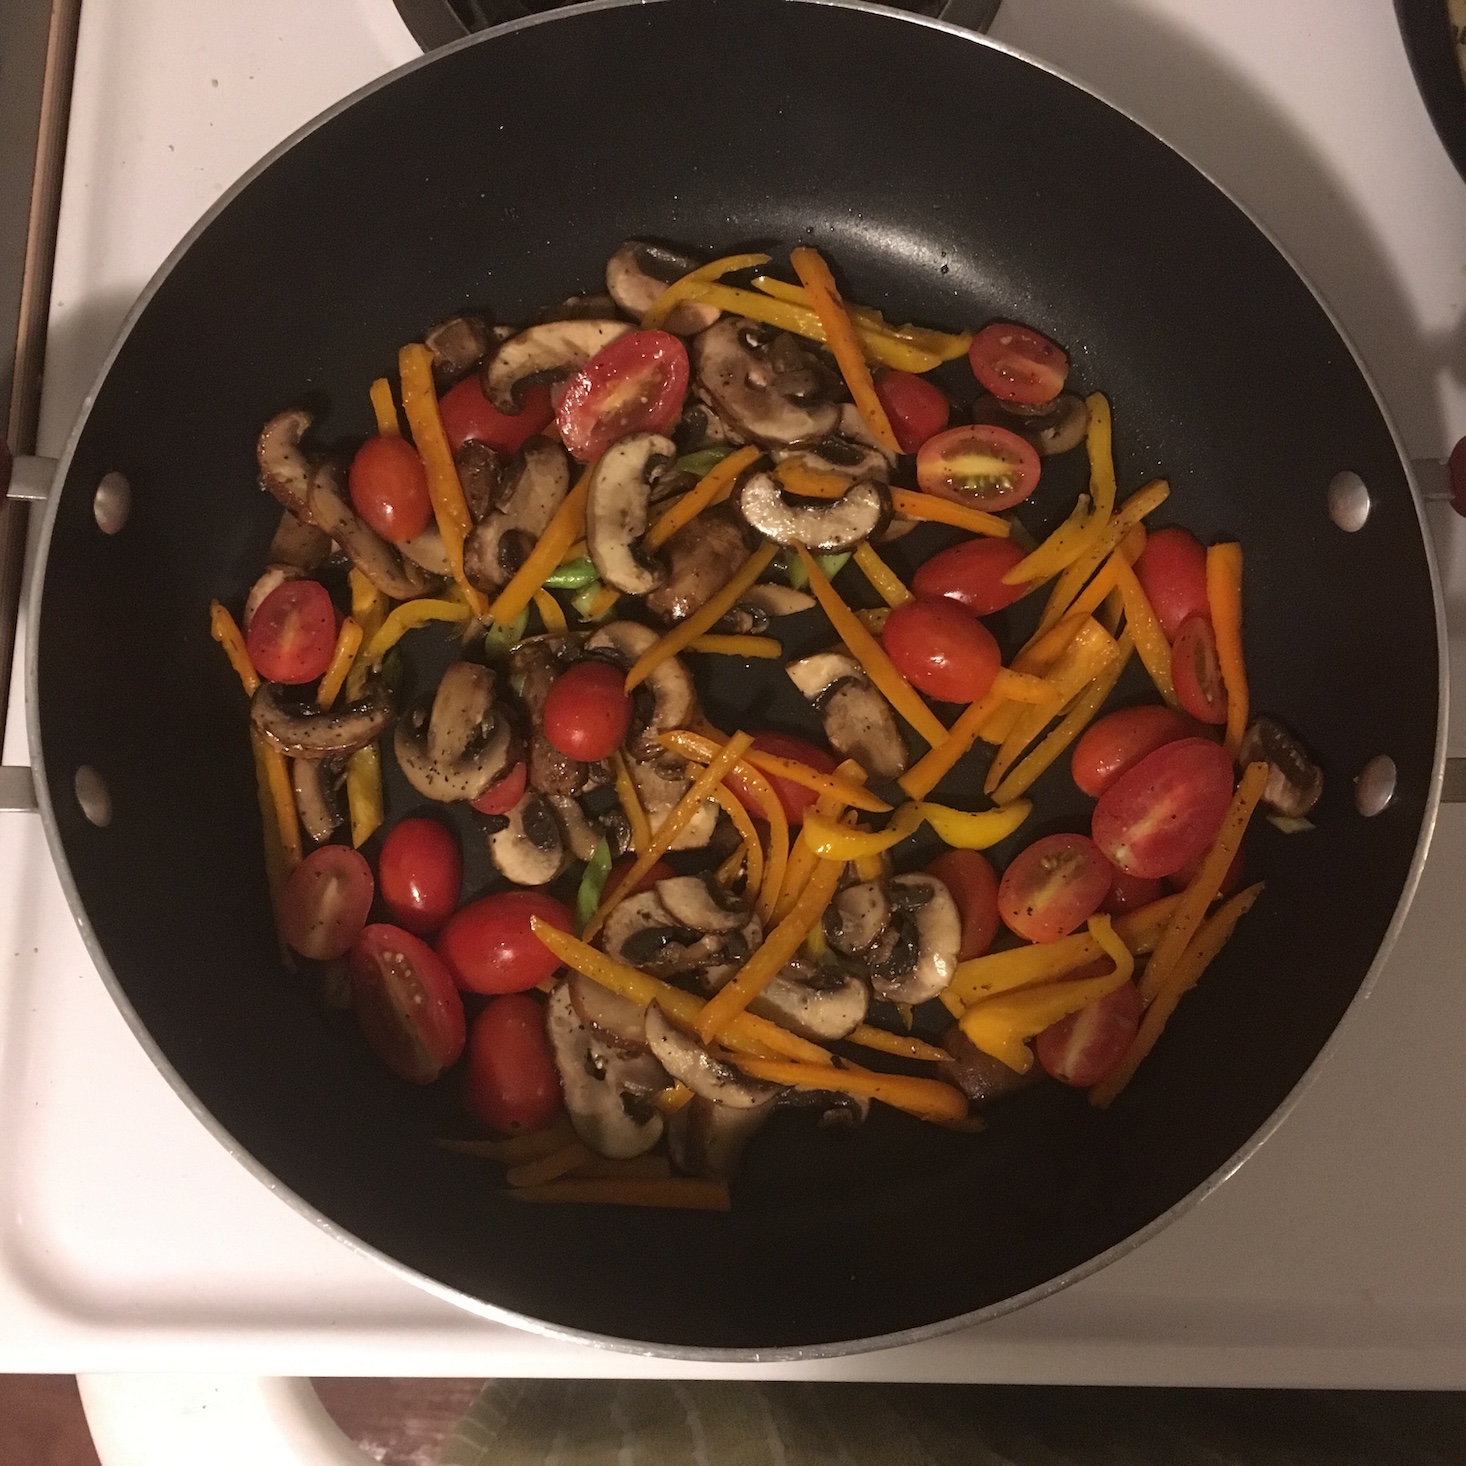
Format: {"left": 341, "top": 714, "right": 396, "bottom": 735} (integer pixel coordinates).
{"left": 991, "top": 666, "right": 1064, "bottom": 705}
{"left": 918, "top": 798, "right": 1032, "bottom": 849}
{"left": 659, "top": 730, "right": 890, "bottom": 814}
{"left": 853, "top": 542, "right": 913, "bottom": 608}
{"left": 752, "top": 275, "right": 972, "bottom": 364}
{"left": 1111, "top": 554, "right": 1177, "bottom": 708}
{"left": 1114, "top": 893, "right": 1184, "bottom": 955}
{"left": 315, "top": 617, "right": 363, "bottom": 710}
{"left": 209, "top": 601, "right": 258, "bottom": 694}
{"left": 686, "top": 634, "right": 782, "bottom": 659}
{"left": 888, "top": 488, "right": 1010, "bottom": 538}
{"left": 848, "top": 1025, "right": 948, "bottom": 1063}
{"left": 716, "top": 841, "right": 748, "bottom": 889}
{"left": 772, "top": 763, "right": 866, "bottom": 920}
{"left": 1001, "top": 493, "right": 1093, "bottom": 587}
{"left": 361, "top": 598, "right": 471, "bottom": 668}
{"left": 734, "top": 1057, "right": 967, "bottom": 1124}
{"left": 992, "top": 633, "right": 1135, "bottom": 804}
{"left": 345, "top": 745, "right": 384, "bottom": 849}
{"left": 1139, "top": 761, "right": 1269, "bottom": 1004}
{"left": 487, "top": 462, "right": 592, "bottom": 628}
{"left": 610, "top": 750, "right": 652, "bottom": 857}
{"left": 789, "top": 246, "right": 901, "bottom": 453}
{"left": 349, "top": 567, "right": 389, "bottom": 638}
{"left": 583, "top": 733, "right": 753, "bottom": 940}
{"left": 1018, "top": 393, "right": 1119, "bottom": 587}
{"left": 1091, "top": 882, "right": 1264, "bottom": 1109}
{"left": 558, "top": 539, "right": 589, "bottom": 566}
{"left": 1100, "top": 584, "right": 1125, "bottom": 636}
{"left": 775, "top": 462, "right": 856, "bottom": 499}
{"left": 721, "top": 758, "right": 787, "bottom": 926}
{"left": 800, "top": 802, "right": 924, "bottom": 860}
{"left": 654, "top": 1083, "right": 694, "bottom": 1119}
{"left": 647, "top": 444, "right": 761, "bottom": 550}
{"left": 950, "top": 931, "right": 1103, "bottom": 1009}
{"left": 640, "top": 251, "right": 772, "bottom": 329}
{"left": 853, "top": 850, "right": 888, "bottom": 883}
{"left": 530, "top": 586, "right": 567, "bottom": 634}
{"left": 803, "top": 913, "right": 828, "bottom": 961}
{"left": 796, "top": 547, "right": 949, "bottom": 748}
{"left": 1206, "top": 541, "right": 1249, "bottom": 758}
{"left": 253, "top": 728, "right": 302, "bottom": 875}
{"left": 898, "top": 686, "right": 1006, "bottom": 800}
{"left": 398, "top": 342, "right": 489, "bottom": 617}
{"left": 369, "top": 377, "right": 400, "bottom": 436}
{"left": 712, "top": 783, "right": 764, "bottom": 903}
{"left": 622, "top": 543, "right": 778, "bottom": 693}
{"left": 696, "top": 853, "right": 846, "bottom": 1043}
{"left": 509, "top": 1178, "right": 732, "bottom": 1211}
{"left": 505, "top": 1138, "right": 594, "bottom": 1189}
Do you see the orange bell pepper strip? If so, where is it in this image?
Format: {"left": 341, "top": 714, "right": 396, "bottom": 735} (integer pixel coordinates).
{"left": 640, "top": 251, "right": 772, "bottom": 329}
{"left": 1111, "top": 553, "right": 1177, "bottom": 707}
{"left": 1207, "top": 541, "right": 1248, "bottom": 757}
{"left": 889, "top": 488, "right": 1009, "bottom": 539}
{"left": 853, "top": 542, "right": 913, "bottom": 608}
{"left": 711, "top": 783, "right": 765, "bottom": 904}
{"left": 733, "top": 1057, "right": 968, "bottom": 1124}
{"left": 659, "top": 729, "right": 889, "bottom": 813}
{"left": 487, "top": 464, "right": 592, "bottom": 628}
{"left": 775, "top": 462, "right": 857, "bottom": 499}
{"left": 315, "top": 618, "right": 363, "bottom": 710}
{"left": 209, "top": 601, "right": 258, "bottom": 694}
{"left": 368, "top": 377, "right": 400, "bottom": 436}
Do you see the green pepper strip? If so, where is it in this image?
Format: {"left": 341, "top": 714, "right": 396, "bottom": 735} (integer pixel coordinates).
{"left": 542, "top": 556, "right": 600, "bottom": 590}
{"left": 576, "top": 838, "right": 614, "bottom": 933}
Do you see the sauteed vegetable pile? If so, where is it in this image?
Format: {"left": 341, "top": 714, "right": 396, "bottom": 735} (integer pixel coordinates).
{"left": 209, "top": 242, "right": 1324, "bottom": 1211}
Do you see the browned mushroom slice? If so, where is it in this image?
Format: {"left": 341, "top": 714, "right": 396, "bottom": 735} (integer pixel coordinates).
{"left": 266, "top": 511, "right": 332, "bottom": 571}
{"left": 454, "top": 440, "right": 504, "bottom": 523}
{"left": 1238, "top": 715, "right": 1324, "bottom": 818}
{"left": 864, "top": 874, "right": 961, "bottom": 1005}
{"left": 605, "top": 240, "right": 720, "bottom": 335}
{"left": 510, "top": 634, "right": 593, "bottom": 796}
{"left": 786, "top": 650, "right": 909, "bottom": 779}
{"left": 645, "top": 1004, "right": 782, "bottom": 1109}
{"left": 774, "top": 405, "right": 896, "bottom": 483}
{"left": 251, "top": 682, "right": 394, "bottom": 760}
{"left": 644, "top": 505, "right": 752, "bottom": 622}
{"left": 463, "top": 439, "right": 572, "bottom": 591}
{"left": 424, "top": 313, "right": 494, "bottom": 386}
{"left": 692, "top": 317, "right": 842, "bottom": 446}
{"left": 601, "top": 890, "right": 755, "bottom": 980}
{"left": 397, "top": 523, "right": 452, "bottom": 577}
{"left": 737, "top": 472, "right": 889, "bottom": 551}
{"left": 748, "top": 962, "right": 870, "bottom": 1042}
{"left": 584, "top": 433, "right": 676, "bottom": 595}
{"left": 546, "top": 794, "right": 601, "bottom": 862}
{"left": 482, "top": 319, "right": 634, "bottom": 412}
{"left": 584, "top": 620, "right": 697, "bottom": 760}
{"left": 655, "top": 875, "right": 751, "bottom": 934}
{"left": 393, "top": 662, "right": 513, "bottom": 802}
{"left": 667, "top": 1092, "right": 777, "bottom": 1180}
{"left": 488, "top": 790, "right": 565, "bottom": 886}
{"left": 291, "top": 756, "right": 345, "bottom": 843}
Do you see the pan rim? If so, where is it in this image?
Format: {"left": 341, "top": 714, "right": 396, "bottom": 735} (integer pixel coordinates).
{"left": 23, "top": 0, "right": 1448, "bottom": 1362}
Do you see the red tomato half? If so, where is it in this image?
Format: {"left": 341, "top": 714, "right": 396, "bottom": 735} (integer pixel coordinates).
{"left": 1035, "top": 981, "right": 1142, "bottom": 1086}
{"left": 604, "top": 855, "right": 677, "bottom": 902}
{"left": 437, "top": 377, "right": 555, "bottom": 456}
{"left": 882, "top": 597, "right": 1001, "bottom": 703}
{"left": 725, "top": 731, "right": 838, "bottom": 826}
{"left": 1092, "top": 737, "right": 1235, "bottom": 879}
{"left": 245, "top": 580, "right": 337, "bottom": 685}
{"left": 874, "top": 369, "right": 950, "bottom": 453}
{"left": 470, "top": 760, "right": 528, "bottom": 816}
{"left": 279, "top": 844, "right": 375, "bottom": 960}
{"left": 436, "top": 890, "right": 573, "bottom": 995}
{"left": 1172, "top": 615, "right": 1228, "bottom": 725}
{"left": 916, "top": 424, "right": 1041, "bottom": 511}
{"left": 1070, "top": 704, "right": 1199, "bottom": 798}
{"left": 1133, "top": 526, "right": 1209, "bottom": 641}
{"left": 968, "top": 323, "right": 1069, "bottom": 406}
{"left": 349, "top": 924, "right": 465, "bottom": 1084}
{"left": 542, "top": 661, "right": 633, "bottom": 761}
{"left": 911, "top": 537, "right": 1028, "bottom": 616}
{"left": 1101, "top": 867, "right": 1166, "bottom": 915}
{"left": 377, "top": 817, "right": 462, "bottom": 937}
{"left": 555, "top": 330, "right": 689, "bottom": 462}
{"left": 465, "top": 993, "right": 561, "bottom": 1135}
{"left": 998, "top": 833, "right": 1113, "bottom": 943}
{"left": 926, "top": 849, "right": 1000, "bottom": 961}
{"left": 348, "top": 434, "right": 432, "bottom": 543}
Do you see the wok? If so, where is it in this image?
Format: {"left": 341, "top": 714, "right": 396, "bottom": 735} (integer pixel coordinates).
{"left": 18, "top": 0, "right": 1443, "bottom": 1356}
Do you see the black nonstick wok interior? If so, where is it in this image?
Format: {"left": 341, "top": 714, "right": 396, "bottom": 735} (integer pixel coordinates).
{"left": 29, "top": 0, "right": 1440, "bottom": 1354}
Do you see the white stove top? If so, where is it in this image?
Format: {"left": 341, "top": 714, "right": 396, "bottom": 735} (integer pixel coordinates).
{"left": 6, "top": 0, "right": 1466, "bottom": 1385}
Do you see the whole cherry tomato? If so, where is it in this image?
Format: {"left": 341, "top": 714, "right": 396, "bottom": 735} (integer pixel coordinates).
{"left": 873, "top": 369, "right": 950, "bottom": 453}
{"left": 998, "top": 833, "right": 1113, "bottom": 943}
{"left": 916, "top": 423, "right": 1042, "bottom": 511}
{"left": 926, "top": 849, "right": 1000, "bottom": 961}
{"left": 470, "top": 760, "right": 528, "bottom": 817}
{"left": 377, "top": 817, "right": 462, "bottom": 936}
{"left": 724, "top": 730, "right": 838, "bottom": 826}
{"left": 348, "top": 434, "right": 432, "bottom": 543}
{"left": 1101, "top": 866, "right": 1167, "bottom": 915}
{"left": 436, "top": 890, "right": 573, "bottom": 995}
{"left": 603, "top": 855, "right": 677, "bottom": 902}
{"left": 245, "top": 580, "right": 337, "bottom": 685}
{"left": 1171, "top": 614, "right": 1228, "bottom": 725}
{"left": 910, "top": 537, "right": 1028, "bottom": 616}
{"left": 465, "top": 993, "right": 561, "bottom": 1135}
{"left": 542, "top": 661, "right": 634, "bottom": 761}
{"left": 882, "top": 596, "right": 1001, "bottom": 703}
{"left": 1133, "top": 526, "right": 1209, "bottom": 641}
{"left": 349, "top": 924, "right": 465, "bottom": 1083}
{"left": 1070, "top": 704, "right": 1200, "bottom": 798}
{"left": 555, "top": 330, "right": 689, "bottom": 462}
{"left": 279, "top": 844, "right": 374, "bottom": 961}
{"left": 437, "top": 377, "right": 554, "bottom": 455}
{"left": 968, "top": 322, "right": 1069, "bottom": 406}
{"left": 1035, "top": 981, "right": 1142, "bottom": 1086}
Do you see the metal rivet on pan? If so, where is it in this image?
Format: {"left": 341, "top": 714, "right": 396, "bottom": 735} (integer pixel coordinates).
{"left": 1354, "top": 755, "right": 1397, "bottom": 817}
{"left": 1327, "top": 471, "right": 1370, "bottom": 532}
{"left": 74, "top": 765, "right": 112, "bottom": 827}
{"left": 93, "top": 472, "right": 131, "bottom": 534}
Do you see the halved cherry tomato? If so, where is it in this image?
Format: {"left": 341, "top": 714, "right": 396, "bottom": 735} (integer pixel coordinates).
{"left": 1133, "top": 526, "right": 1209, "bottom": 641}
{"left": 436, "top": 890, "right": 573, "bottom": 995}
{"left": 873, "top": 369, "right": 950, "bottom": 454}
{"left": 349, "top": 924, "right": 465, "bottom": 1083}
{"left": 882, "top": 596, "right": 1001, "bottom": 703}
{"left": 377, "top": 817, "right": 462, "bottom": 937}
{"left": 465, "top": 993, "right": 561, "bottom": 1135}
{"left": 1168, "top": 839, "right": 1245, "bottom": 898}
{"left": 997, "top": 833, "right": 1113, "bottom": 943}
{"left": 245, "top": 580, "right": 337, "bottom": 685}
{"left": 542, "top": 660, "right": 633, "bottom": 761}
{"left": 725, "top": 730, "right": 838, "bottom": 826}
{"left": 1101, "top": 866, "right": 1166, "bottom": 915}
{"left": 926, "top": 849, "right": 1000, "bottom": 961}
{"left": 555, "top": 330, "right": 689, "bottom": 462}
{"left": 1035, "top": 980, "right": 1142, "bottom": 1086}
{"left": 910, "top": 537, "right": 1029, "bottom": 617}
{"left": 1070, "top": 704, "right": 1200, "bottom": 798}
{"left": 1171, "top": 615, "right": 1228, "bottom": 725}
{"left": 437, "top": 377, "right": 554, "bottom": 456}
{"left": 1092, "top": 737, "right": 1234, "bottom": 879}
{"left": 604, "top": 855, "right": 677, "bottom": 902}
{"left": 278, "top": 844, "right": 375, "bottom": 960}
{"left": 916, "top": 424, "right": 1041, "bottom": 511}
{"left": 470, "top": 760, "right": 528, "bottom": 817}
{"left": 968, "top": 323, "right": 1068, "bottom": 406}
{"left": 348, "top": 434, "right": 432, "bottom": 543}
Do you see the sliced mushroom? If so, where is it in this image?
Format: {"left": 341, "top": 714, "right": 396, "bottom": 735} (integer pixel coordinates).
{"left": 939, "top": 1024, "right": 1041, "bottom": 1105}
{"left": 628, "top": 755, "right": 719, "bottom": 850}
{"left": 777, "top": 1085, "right": 870, "bottom": 1131}
{"left": 251, "top": 682, "right": 393, "bottom": 759}
{"left": 482, "top": 319, "right": 633, "bottom": 413}
{"left": 424, "top": 313, "right": 493, "bottom": 386}
{"left": 393, "top": 661, "right": 513, "bottom": 802}
{"left": 242, "top": 564, "right": 303, "bottom": 631}
{"left": 463, "top": 439, "right": 572, "bottom": 591}
{"left": 291, "top": 756, "right": 345, "bottom": 843}
{"left": 737, "top": 472, "right": 889, "bottom": 551}
{"left": 655, "top": 875, "right": 751, "bottom": 934}
{"left": 774, "top": 407, "right": 895, "bottom": 483}
{"left": 567, "top": 971, "right": 647, "bottom": 1051}
{"left": 786, "top": 651, "right": 909, "bottom": 779}
{"left": 547, "top": 794, "right": 601, "bottom": 862}
{"left": 583, "top": 433, "right": 674, "bottom": 595}
{"left": 455, "top": 440, "right": 504, "bottom": 523}
{"left": 265, "top": 511, "right": 332, "bottom": 572}
{"left": 546, "top": 978, "right": 665, "bottom": 1159}
{"left": 605, "top": 240, "right": 720, "bottom": 335}
{"left": 584, "top": 621, "right": 697, "bottom": 760}
{"left": 971, "top": 391, "right": 1089, "bottom": 457}
{"left": 866, "top": 874, "right": 961, "bottom": 1004}
{"left": 668, "top": 1093, "right": 777, "bottom": 1179}
{"left": 601, "top": 891, "right": 754, "bottom": 979}
{"left": 749, "top": 963, "right": 870, "bottom": 1042}
{"left": 823, "top": 880, "right": 893, "bottom": 955}
{"left": 488, "top": 790, "right": 565, "bottom": 885}
{"left": 1238, "top": 715, "right": 1324, "bottom": 818}
{"left": 540, "top": 293, "right": 621, "bottom": 323}
{"left": 692, "top": 317, "right": 841, "bottom": 446}
{"left": 397, "top": 523, "right": 453, "bottom": 577}
{"left": 645, "top": 504, "right": 752, "bottom": 622}
{"left": 739, "top": 583, "right": 815, "bottom": 618}
{"left": 645, "top": 1004, "right": 783, "bottom": 1108}
{"left": 676, "top": 401, "right": 739, "bottom": 452}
